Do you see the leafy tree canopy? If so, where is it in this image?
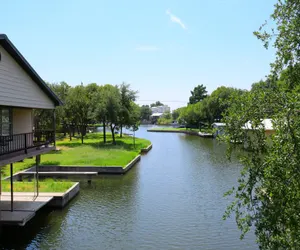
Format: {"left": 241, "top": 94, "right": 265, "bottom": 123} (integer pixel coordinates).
{"left": 189, "top": 84, "right": 207, "bottom": 104}
{"left": 150, "top": 101, "right": 164, "bottom": 107}
{"left": 224, "top": 1, "right": 300, "bottom": 248}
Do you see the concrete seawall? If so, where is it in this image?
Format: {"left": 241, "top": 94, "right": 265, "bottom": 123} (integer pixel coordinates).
{"left": 48, "top": 182, "right": 80, "bottom": 208}
{"left": 147, "top": 129, "right": 213, "bottom": 138}
{"left": 6, "top": 144, "right": 153, "bottom": 182}
{"left": 141, "top": 144, "right": 153, "bottom": 153}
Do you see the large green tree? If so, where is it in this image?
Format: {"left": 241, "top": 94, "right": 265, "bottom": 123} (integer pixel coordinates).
{"left": 140, "top": 105, "right": 152, "bottom": 121}
{"left": 224, "top": 1, "right": 300, "bottom": 249}
{"left": 119, "top": 82, "right": 138, "bottom": 137}
{"left": 104, "top": 85, "right": 121, "bottom": 145}
{"left": 150, "top": 101, "right": 164, "bottom": 107}
{"left": 66, "top": 84, "right": 91, "bottom": 144}
{"left": 189, "top": 84, "right": 207, "bottom": 104}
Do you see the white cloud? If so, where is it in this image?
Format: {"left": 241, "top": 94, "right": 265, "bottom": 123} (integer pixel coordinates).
{"left": 135, "top": 46, "right": 160, "bottom": 51}
{"left": 166, "top": 9, "right": 186, "bottom": 30}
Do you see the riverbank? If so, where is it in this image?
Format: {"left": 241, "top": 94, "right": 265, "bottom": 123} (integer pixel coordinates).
{"left": 1, "top": 133, "right": 152, "bottom": 177}
{"left": 147, "top": 127, "right": 213, "bottom": 138}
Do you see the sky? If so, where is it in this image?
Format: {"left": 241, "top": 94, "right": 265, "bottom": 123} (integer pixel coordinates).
{"left": 1, "top": 0, "right": 276, "bottom": 110}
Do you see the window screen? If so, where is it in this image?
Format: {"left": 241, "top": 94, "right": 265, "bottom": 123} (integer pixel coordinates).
{"left": 0, "top": 107, "right": 12, "bottom": 136}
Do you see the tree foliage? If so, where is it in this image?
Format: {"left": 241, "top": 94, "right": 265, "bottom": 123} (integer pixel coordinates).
{"left": 45, "top": 82, "right": 141, "bottom": 145}
{"left": 150, "top": 101, "right": 164, "bottom": 107}
{"left": 224, "top": 1, "right": 300, "bottom": 248}
{"left": 189, "top": 84, "right": 207, "bottom": 104}
{"left": 140, "top": 105, "right": 152, "bottom": 121}
{"left": 119, "top": 82, "right": 138, "bottom": 137}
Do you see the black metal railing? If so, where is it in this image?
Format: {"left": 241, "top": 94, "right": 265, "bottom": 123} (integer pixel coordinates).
{"left": 0, "top": 130, "right": 55, "bottom": 157}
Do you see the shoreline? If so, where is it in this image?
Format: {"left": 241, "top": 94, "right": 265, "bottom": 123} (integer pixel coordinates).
{"left": 147, "top": 129, "right": 213, "bottom": 138}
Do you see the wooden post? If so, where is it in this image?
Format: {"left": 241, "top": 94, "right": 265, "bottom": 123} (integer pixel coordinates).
{"left": 24, "top": 133, "right": 28, "bottom": 154}
{"left": 36, "top": 155, "right": 40, "bottom": 197}
{"left": 10, "top": 163, "right": 13, "bottom": 212}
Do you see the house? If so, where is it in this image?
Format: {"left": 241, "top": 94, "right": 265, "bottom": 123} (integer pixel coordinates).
{"left": 151, "top": 105, "right": 170, "bottom": 114}
{"left": 242, "top": 118, "right": 275, "bottom": 149}
{"left": 0, "top": 34, "right": 62, "bottom": 215}
{"left": 212, "top": 122, "right": 226, "bottom": 137}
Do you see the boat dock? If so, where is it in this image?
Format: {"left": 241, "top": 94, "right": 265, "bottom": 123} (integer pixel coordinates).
{"left": 0, "top": 183, "right": 79, "bottom": 226}
{"left": 0, "top": 193, "right": 53, "bottom": 226}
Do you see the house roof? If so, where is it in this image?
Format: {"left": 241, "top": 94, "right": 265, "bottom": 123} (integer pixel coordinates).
{"left": 212, "top": 122, "right": 226, "bottom": 127}
{"left": 0, "top": 34, "right": 62, "bottom": 106}
{"left": 243, "top": 119, "right": 274, "bottom": 131}
{"left": 151, "top": 112, "right": 163, "bottom": 117}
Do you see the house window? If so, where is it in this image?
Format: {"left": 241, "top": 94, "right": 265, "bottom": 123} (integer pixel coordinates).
{"left": 0, "top": 107, "right": 12, "bottom": 136}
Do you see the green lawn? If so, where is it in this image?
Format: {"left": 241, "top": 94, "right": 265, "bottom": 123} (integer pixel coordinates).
{"left": 1, "top": 133, "right": 151, "bottom": 177}
{"left": 2, "top": 179, "right": 75, "bottom": 192}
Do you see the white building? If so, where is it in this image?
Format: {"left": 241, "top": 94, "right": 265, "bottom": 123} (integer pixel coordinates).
{"left": 151, "top": 105, "right": 170, "bottom": 114}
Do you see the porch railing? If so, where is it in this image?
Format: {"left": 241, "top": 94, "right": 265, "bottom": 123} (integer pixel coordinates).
{"left": 0, "top": 130, "right": 55, "bottom": 157}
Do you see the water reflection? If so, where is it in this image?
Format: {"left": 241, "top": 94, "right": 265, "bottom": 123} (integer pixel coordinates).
{"left": 0, "top": 126, "right": 257, "bottom": 250}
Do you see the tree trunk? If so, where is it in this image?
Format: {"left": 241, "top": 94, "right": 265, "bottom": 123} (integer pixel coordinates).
{"left": 69, "top": 125, "right": 72, "bottom": 141}
{"left": 120, "top": 124, "right": 123, "bottom": 138}
{"left": 110, "top": 124, "right": 116, "bottom": 145}
{"left": 81, "top": 125, "right": 84, "bottom": 144}
{"left": 103, "top": 119, "right": 106, "bottom": 143}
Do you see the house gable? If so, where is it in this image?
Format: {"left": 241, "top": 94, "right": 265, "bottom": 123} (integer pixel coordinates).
{"left": 0, "top": 45, "right": 55, "bottom": 109}
{"left": 0, "top": 34, "right": 61, "bottom": 109}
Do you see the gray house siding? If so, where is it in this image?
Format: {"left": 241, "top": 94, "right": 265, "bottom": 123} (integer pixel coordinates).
{"left": 0, "top": 45, "right": 55, "bottom": 109}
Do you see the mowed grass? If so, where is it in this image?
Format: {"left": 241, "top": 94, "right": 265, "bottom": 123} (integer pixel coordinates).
{"left": 2, "top": 179, "right": 75, "bottom": 192}
{"left": 1, "top": 133, "right": 151, "bottom": 177}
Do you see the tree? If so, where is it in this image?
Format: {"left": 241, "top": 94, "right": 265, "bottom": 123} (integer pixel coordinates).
{"left": 189, "top": 84, "right": 207, "bottom": 104}
{"left": 92, "top": 85, "right": 108, "bottom": 143}
{"left": 150, "top": 101, "right": 164, "bottom": 107}
{"left": 157, "top": 111, "right": 173, "bottom": 125}
{"left": 125, "top": 102, "right": 141, "bottom": 142}
{"left": 140, "top": 105, "right": 152, "bottom": 121}
{"left": 179, "top": 103, "right": 201, "bottom": 127}
{"left": 172, "top": 108, "right": 181, "bottom": 121}
{"left": 224, "top": 1, "right": 300, "bottom": 248}
{"left": 34, "top": 81, "right": 71, "bottom": 134}
{"left": 104, "top": 85, "right": 121, "bottom": 145}
{"left": 119, "top": 82, "right": 138, "bottom": 137}
{"left": 66, "top": 84, "right": 90, "bottom": 144}
{"left": 206, "top": 86, "right": 244, "bottom": 122}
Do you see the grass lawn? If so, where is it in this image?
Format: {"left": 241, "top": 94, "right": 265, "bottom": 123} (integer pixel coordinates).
{"left": 1, "top": 133, "right": 151, "bottom": 177}
{"left": 2, "top": 179, "right": 75, "bottom": 192}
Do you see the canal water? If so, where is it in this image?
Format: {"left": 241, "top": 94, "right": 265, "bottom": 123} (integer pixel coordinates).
{"left": 0, "top": 126, "right": 257, "bottom": 250}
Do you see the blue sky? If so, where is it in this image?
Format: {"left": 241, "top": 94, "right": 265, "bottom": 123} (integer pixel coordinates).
{"left": 1, "top": 0, "right": 276, "bottom": 110}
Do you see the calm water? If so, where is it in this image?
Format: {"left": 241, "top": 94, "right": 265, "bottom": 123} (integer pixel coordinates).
{"left": 0, "top": 126, "right": 257, "bottom": 250}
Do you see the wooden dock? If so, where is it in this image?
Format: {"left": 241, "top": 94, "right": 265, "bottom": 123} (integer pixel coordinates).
{"left": 0, "top": 193, "right": 53, "bottom": 226}
{"left": 0, "top": 183, "right": 80, "bottom": 226}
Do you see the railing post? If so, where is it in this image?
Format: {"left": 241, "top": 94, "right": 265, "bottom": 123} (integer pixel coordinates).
{"left": 24, "top": 133, "right": 28, "bottom": 154}
{"left": 10, "top": 163, "right": 13, "bottom": 212}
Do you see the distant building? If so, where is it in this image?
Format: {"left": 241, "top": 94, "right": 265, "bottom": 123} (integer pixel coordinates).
{"left": 242, "top": 118, "right": 275, "bottom": 149}
{"left": 212, "top": 122, "right": 226, "bottom": 137}
{"left": 151, "top": 105, "right": 170, "bottom": 114}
